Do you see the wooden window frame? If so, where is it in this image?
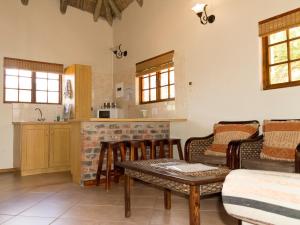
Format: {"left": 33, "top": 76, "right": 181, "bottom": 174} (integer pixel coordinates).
{"left": 262, "top": 27, "right": 300, "bottom": 90}
{"left": 3, "top": 69, "right": 62, "bottom": 105}
{"left": 139, "top": 67, "right": 175, "bottom": 104}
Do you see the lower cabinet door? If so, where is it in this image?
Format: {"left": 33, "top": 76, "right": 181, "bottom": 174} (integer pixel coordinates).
{"left": 49, "top": 124, "right": 71, "bottom": 168}
{"left": 22, "top": 125, "right": 49, "bottom": 171}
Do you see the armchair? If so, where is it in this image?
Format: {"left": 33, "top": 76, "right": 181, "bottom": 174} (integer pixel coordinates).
{"left": 230, "top": 120, "right": 300, "bottom": 173}
{"left": 184, "top": 120, "right": 260, "bottom": 167}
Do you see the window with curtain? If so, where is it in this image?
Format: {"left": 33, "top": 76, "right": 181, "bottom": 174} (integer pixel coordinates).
{"left": 3, "top": 57, "right": 63, "bottom": 104}
{"left": 136, "top": 50, "right": 175, "bottom": 104}
{"left": 260, "top": 8, "right": 300, "bottom": 90}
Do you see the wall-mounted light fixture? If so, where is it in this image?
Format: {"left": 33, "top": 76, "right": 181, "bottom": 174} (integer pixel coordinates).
{"left": 192, "top": 3, "right": 215, "bottom": 25}
{"left": 112, "top": 44, "right": 128, "bottom": 59}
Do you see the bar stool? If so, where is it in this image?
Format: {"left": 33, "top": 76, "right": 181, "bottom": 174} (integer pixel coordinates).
{"left": 144, "top": 139, "right": 164, "bottom": 159}
{"left": 168, "top": 138, "right": 184, "bottom": 160}
{"left": 145, "top": 138, "right": 184, "bottom": 160}
{"left": 96, "top": 141, "right": 122, "bottom": 190}
{"left": 120, "top": 140, "right": 147, "bottom": 161}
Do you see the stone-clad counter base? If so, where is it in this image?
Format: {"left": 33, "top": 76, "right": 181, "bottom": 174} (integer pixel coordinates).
{"left": 71, "top": 121, "right": 170, "bottom": 185}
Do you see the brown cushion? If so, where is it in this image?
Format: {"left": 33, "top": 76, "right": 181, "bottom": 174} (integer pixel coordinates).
{"left": 261, "top": 120, "right": 300, "bottom": 162}
{"left": 242, "top": 159, "right": 295, "bottom": 173}
{"left": 205, "top": 123, "right": 259, "bottom": 157}
{"left": 191, "top": 154, "right": 227, "bottom": 166}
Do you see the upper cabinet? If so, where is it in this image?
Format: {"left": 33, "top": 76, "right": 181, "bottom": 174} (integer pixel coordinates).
{"left": 63, "top": 64, "right": 92, "bottom": 120}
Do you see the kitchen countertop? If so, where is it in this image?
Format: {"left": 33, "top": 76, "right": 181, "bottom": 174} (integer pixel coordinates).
{"left": 12, "top": 121, "right": 70, "bottom": 125}
{"left": 13, "top": 118, "right": 187, "bottom": 125}
{"left": 79, "top": 118, "right": 187, "bottom": 122}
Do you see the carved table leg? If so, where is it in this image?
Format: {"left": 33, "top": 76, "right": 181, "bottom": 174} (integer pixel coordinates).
{"left": 164, "top": 189, "right": 171, "bottom": 209}
{"left": 125, "top": 174, "right": 131, "bottom": 218}
{"left": 189, "top": 185, "right": 200, "bottom": 225}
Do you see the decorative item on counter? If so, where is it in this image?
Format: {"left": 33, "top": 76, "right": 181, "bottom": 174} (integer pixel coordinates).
{"left": 64, "top": 80, "right": 73, "bottom": 98}
{"left": 56, "top": 115, "right": 60, "bottom": 122}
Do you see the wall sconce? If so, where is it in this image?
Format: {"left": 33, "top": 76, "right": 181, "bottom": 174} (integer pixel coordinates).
{"left": 112, "top": 44, "right": 128, "bottom": 59}
{"left": 192, "top": 3, "right": 215, "bottom": 25}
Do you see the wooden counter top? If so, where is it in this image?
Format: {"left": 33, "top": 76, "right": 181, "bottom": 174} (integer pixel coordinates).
{"left": 77, "top": 118, "right": 187, "bottom": 122}
{"left": 13, "top": 121, "right": 69, "bottom": 125}
{"left": 13, "top": 118, "right": 187, "bottom": 125}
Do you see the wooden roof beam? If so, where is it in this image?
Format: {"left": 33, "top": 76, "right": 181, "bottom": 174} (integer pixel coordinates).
{"left": 104, "top": 0, "right": 113, "bottom": 26}
{"left": 60, "top": 0, "right": 69, "bottom": 14}
{"left": 136, "top": 0, "right": 143, "bottom": 7}
{"left": 108, "top": 0, "right": 121, "bottom": 20}
{"left": 21, "top": 0, "right": 29, "bottom": 5}
{"left": 93, "top": 0, "right": 103, "bottom": 21}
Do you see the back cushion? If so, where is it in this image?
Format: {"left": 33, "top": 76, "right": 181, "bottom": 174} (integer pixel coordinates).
{"left": 205, "top": 123, "right": 259, "bottom": 157}
{"left": 261, "top": 120, "right": 300, "bottom": 162}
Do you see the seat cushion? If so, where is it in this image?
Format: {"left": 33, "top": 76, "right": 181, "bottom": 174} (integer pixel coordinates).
{"left": 205, "top": 123, "right": 259, "bottom": 157}
{"left": 242, "top": 159, "right": 295, "bottom": 173}
{"left": 192, "top": 154, "right": 227, "bottom": 166}
{"left": 261, "top": 120, "right": 300, "bottom": 162}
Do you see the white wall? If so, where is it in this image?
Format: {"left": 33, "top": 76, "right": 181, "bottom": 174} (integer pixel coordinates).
{"left": 112, "top": 0, "right": 300, "bottom": 141}
{"left": 0, "top": 0, "right": 113, "bottom": 169}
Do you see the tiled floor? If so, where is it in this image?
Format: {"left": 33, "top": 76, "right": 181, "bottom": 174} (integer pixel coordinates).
{"left": 0, "top": 172, "right": 237, "bottom": 225}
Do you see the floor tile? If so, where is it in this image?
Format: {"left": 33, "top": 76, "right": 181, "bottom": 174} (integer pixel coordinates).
{"left": 0, "top": 215, "right": 13, "bottom": 224}
{"left": 50, "top": 218, "right": 100, "bottom": 225}
{"left": 20, "top": 201, "right": 74, "bottom": 217}
{"left": 2, "top": 216, "right": 55, "bottom": 225}
{"left": 0, "top": 172, "right": 237, "bottom": 225}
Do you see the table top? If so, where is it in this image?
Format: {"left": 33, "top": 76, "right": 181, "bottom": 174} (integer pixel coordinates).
{"left": 116, "top": 159, "right": 230, "bottom": 186}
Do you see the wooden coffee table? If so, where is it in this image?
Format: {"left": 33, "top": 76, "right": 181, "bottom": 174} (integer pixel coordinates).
{"left": 116, "top": 159, "right": 230, "bottom": 225}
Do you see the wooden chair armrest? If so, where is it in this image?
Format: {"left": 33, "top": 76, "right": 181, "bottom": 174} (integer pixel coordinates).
{"left": 184, "top": 134, "right": 214, "bottom": 162}
{"left": 227, "top": 135, "right": 264, "bottom": 169}
{"left": 296, "top": 143, "right": 300, "bottom": 173}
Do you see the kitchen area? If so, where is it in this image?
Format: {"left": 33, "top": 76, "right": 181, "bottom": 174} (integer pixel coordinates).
{"left": 12, "top": 63, "right": 186, "bottom": 186}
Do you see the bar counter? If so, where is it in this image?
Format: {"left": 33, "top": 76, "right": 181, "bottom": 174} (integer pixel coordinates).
{"left": 70, "top": 118, "right": 187, "bottom": 185}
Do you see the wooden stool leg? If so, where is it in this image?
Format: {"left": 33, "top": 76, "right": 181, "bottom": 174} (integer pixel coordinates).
{"left": 159, "top": 141, "right": 165, "bottom": 158}
{"left": 96, "top": 144, "right": 106, "bottom": 186}
{"left": 134, "top": 147, "right": 139, "bottom": 160}
{"left": 177, "top": 141, "right": 184, "bottom": 160}
{"left": 140, "top": 142, "right": 147, "bottom": 160}
{"left": 120, "top": 143, "right": 126, "bottom": 161}
{"left": 130, "top": 144, "right": 135, "bottom": 161}
{"left": 105, "top": 144, "right": 113, "bottom": 191}
{"left": 168, "top": 142, "right": 173, "bottom": 159}
{"left": 150, "top": 142, "right": 156, "bottom": 159}
{"left": 113, "top": 146, "right": 120, "bottom": 183}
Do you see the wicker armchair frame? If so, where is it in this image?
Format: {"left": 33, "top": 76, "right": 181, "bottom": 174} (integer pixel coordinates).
{"left": 184, "top": 120, "right": 260, "bottom": 167}
{"left": 230, "top": 135, "right": 300, "bottom": 173}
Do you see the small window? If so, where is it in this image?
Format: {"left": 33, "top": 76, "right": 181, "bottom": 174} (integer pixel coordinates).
{"left": 5, "top": 69, "right": 32, "bottom": 103}
{"left": 260, "top": 8, "right": 300, "bottom": 90}
{"left": 3, "top": 58, "right": 62, "bottom": 104}
{"left": 140, "top": 67, "right": 175, "bottom": 104}
{"left": 136, "top": 51, "right": 175, "bottom": 104}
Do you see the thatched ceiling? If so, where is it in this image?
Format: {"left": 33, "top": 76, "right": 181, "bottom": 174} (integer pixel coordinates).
{"left": 21, "top": 0, "right": 143, "bottom": 25}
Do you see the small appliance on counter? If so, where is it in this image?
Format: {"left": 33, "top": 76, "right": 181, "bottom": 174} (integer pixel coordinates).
{"left": 97, "top": 102, "right": 121, "bottom": 118}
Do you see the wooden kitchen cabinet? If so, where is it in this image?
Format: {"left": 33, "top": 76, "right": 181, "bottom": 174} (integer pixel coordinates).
{"left": 49, "top": 124, "right": 71, "bottom": 169}
{"left": 63, "top": 64, "right": 92, "bottom": 120}
{"left": 14, "top": 123, "right": 71, "bottom": 176}
{"left": 21, "top": 125, "right": 49, "bottom": 173}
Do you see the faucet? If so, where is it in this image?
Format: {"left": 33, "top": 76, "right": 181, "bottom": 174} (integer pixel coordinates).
{"left": 35, "top": 108, "right": 45, "bottom": 122}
